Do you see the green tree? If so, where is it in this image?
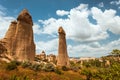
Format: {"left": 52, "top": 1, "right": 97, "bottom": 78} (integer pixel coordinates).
{"left": 81, "top": 69, "right": 94, "bottom": 80}
{"left": 110, "top": 49, "right": 120, "bottom": 56}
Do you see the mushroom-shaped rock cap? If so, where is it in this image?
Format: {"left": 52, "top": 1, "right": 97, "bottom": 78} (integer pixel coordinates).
{"left": 11, "top": 20, "right": 17, "bottom": 24}
{"left": 17, "top": 9, "right": 33, "bottom": 25}
{"left": 40, "top": 50, "right": 46, "bottom": 56}
{"left": 58, "top": 26, "right": 66, "bottom": 35}
{"left": 42, "top": 50, "right": 45, "bottom": 53}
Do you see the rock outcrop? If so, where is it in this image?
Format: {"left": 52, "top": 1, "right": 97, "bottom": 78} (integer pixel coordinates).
{"left": 0, "top": 9, "right": 35, "bottom": 61}
{"left": 1, "top": 21, "right": 17, "bottom": 56}
{"left": 0, "top": 42, "right": 7, "bottom": 56}
{"left": 57, "top": 27, "right": 69, "bottom": 67}
{"left": 39, "top": 50, "right": 46, "bottom": 60}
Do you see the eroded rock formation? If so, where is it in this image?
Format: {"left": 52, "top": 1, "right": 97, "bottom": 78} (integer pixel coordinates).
{"left": 57, "top": 27, "right": 69, "bottom": 67}
{"left": 0, "top": 9, "right": 35, "bottom": 61}
{"left": 0, "top": 42, "right": 7, "bottom": 56}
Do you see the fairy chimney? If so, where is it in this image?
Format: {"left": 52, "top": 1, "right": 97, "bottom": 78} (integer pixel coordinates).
{"left": 57, "top": 27, "right": 69, "bottom": 67}
{"left": 13, "top": 9, "right": 35, "bottom": 61}
{"left": 0, "top": 9, "right": 35, "bottom": 61}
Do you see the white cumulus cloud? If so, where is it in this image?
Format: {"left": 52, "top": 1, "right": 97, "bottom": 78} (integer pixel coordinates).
{"left": 36, "top": 38, "right": 58, "bottom": 54}
{"left": 38, "top": 4, "right": 109, "bottom": 42}
{"left": 0, "top": 6, "right": 15, "bottom": 38}
{"left": 33, "top": 23, "right": 42, "bottom": 35}
{"left": 110, "top": 0, "right": 120, "bottom": 5}
{"left": 92, "top": 7, "right": 120, "bottom": 34}
{"left": 67, "top": 38, "right": 120, "bottom": 57}
{"left": 98, "top": 2, "right": 104, "bottom": 7}
{"left": 56, "top": 10, "right": 69, "bottom": 16}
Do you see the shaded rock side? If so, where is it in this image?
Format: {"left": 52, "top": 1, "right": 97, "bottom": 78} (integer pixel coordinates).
{"left": 57, "top": 27, "right": 69, "bottom": 67}
{"left": 0, "top": 42, "right": 7, "bottom": 56}
{"left": 0, "top": 9, "right": 35, "bottom": 61}
{"left": 0, "top": 21, "right": 17, "bottom": 55}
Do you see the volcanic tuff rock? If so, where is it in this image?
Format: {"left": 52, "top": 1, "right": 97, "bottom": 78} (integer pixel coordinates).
{"left": 57, "top": 27, "right": 69, "bottom": 67}
{"left": 0, "top": 9, "right": 35, "bottom": 61}
{"left": 0, "top": 42, "right": 7, "bottom": 56}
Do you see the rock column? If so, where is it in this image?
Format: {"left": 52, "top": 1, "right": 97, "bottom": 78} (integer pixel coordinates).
{"left": 12, "top": 9, "right": 35, "bottom": 61}
{"left": 0, "top": 9, "right": 35, "bottom": 61}
{"left": 57, "top": 27, "right": 69, "bottom": 67}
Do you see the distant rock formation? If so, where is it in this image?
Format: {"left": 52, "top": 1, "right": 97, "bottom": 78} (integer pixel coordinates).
{"left": 47, "top": 54, "right": 56, "bottom": 63}
{"left": 38, "top": 50, "right": 46, "bottom": 60}
{"left": 57, "top": 27, "right": 69, "bottom": 67}
{"left": 0, "top": 9, "right": 35, "bottom": 61}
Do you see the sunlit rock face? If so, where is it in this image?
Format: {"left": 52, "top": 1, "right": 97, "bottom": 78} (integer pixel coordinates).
{"left": 0, "top": 9, "right": 35, "bottom": 61}
{"left": 57, "top": 26, "right": 69, "bottom": 67}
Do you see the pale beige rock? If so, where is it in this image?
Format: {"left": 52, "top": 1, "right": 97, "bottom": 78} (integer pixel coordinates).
{"left": 105, "top": 60, "right": 110, "bottom": 67}
{"left": 57, "top": 27, "right": 69, "bottom": 67}
{"left": 47, "top": 54, "right": 56, "bottom": 62}
{"left": 39, "top": 50, "right": 46, "bottom": 60}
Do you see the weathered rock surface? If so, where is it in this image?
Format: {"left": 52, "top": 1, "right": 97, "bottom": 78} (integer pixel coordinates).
{"left": 57, "top": 27, "right": 69, "bottom": 67}
{"left": 0, "top": 21, "right": 17, "bottom": 56}
{"left": 0, "top": 9, "right": 35, "bottom": 61}
{"left": 0, "top": 42, "right": 7, "bottom": 56}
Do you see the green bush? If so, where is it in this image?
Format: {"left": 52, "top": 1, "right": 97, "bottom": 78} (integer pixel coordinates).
{"left": 81, "top": 69, "right": 94, "bottom": 80}
{"left": 54, "top": 68, "right": 62, "bottom": 75}
{"left": 6, "top": 61, "right": 18, "bottom": 70}
{"left": 62, "top": 66, "right": 69, "bottom": 71}
{"left": 42, "top": 63, "right": 55, "bottom": 72}
{"left": 29, "top": 63, "right": 40, "bottom": 71}
{"left": 81, "top": 59, "right": 120, "bottom": 80}
{"left": 83, "top": 59, "right": 102, "bottom": 68}
{"left": 71, "top": 66, "right": 79, "bottom": 72}
{"left": 94, "top": 61, "right": 120, "bottom": 80}
{"left": 21, "top": 61, "right": 31, "bottom": 68}
{"left": 70, "top": 61, "right": 75, "bottom": 67}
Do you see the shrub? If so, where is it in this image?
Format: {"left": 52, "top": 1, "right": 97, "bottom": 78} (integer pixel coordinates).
{"left": 42, "top": 63, "right": 55, "bottom": 72}
{"left": 71, "top": 66, "right": 79, "bottom": 72}
{"left": 70, "top": 61, "right": 75, "bottom": 67}
{"left": 6, "top": 61, "right": 18, "bottom": 70}
{"left": 81, "top": 69, "right": 93, "bottom": 80}
{"left": 62, "top": 66, "right": 69, "bottom": 71}
{"left": 29, "top": 63, "right": 40, "bottom": 71}
{"left": 54, "top": 68, "right": 62, "bottom": 75}
{"left": 94, "top": 61, "right": 120, "bottom": 80}
{"left": 21, "top": 61, "right": 31, "bottom": 68}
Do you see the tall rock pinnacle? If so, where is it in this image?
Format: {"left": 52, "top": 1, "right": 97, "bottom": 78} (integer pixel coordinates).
{"left": 17, "top": 9, "right": 33, "bottom": 25}
{"left": 57, "top": 27, "right": 69, "bottom": 67}
{"left": 0, "top": 9, "right": 35, "bottom": 61}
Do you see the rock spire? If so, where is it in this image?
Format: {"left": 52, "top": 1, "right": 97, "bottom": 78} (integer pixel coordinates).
{"left": 57, "top": 26, "right": 69, "bottom": 67}
{"left": 0, "top": 9, "right": 35, "bottom": 61}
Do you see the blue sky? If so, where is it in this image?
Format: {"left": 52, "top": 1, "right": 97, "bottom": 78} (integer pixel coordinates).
{"left": 0, "top": 0, "right": 120, "bottom": 57}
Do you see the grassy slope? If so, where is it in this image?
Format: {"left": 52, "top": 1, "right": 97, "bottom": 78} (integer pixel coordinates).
{"left": 0, "top": 63, "right": 84, "bottom": 80}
